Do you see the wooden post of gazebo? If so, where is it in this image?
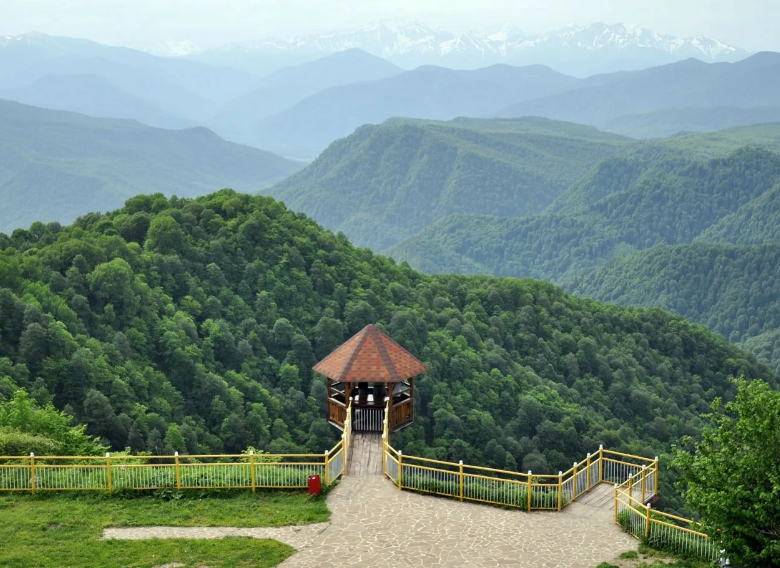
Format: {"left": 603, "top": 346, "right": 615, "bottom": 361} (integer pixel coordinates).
{"left": 313, "top": 324, "right": 427, "bottom": 433}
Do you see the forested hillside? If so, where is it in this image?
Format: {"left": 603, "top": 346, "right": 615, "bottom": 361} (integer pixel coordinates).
{"left": 389, "top": 143, "right": 780, "bottom": 371}
{"left": 567, "top": 243, "right": 780, "bottom": 372}
{"left": 271, "top": 117, "right": 630, "bottom": 250}
{"left": 391, "top": 147, "right": 780, "bottom": 278}
{"left": 0, "top": 190, "right": 773, "bottom": 515}
{"left": 0, "top": 100, "right": 301, "bottom": 233}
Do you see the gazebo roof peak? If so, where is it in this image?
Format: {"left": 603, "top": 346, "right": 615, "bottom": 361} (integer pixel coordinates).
{"left": 313, "top": 324, "right": 427, "bottom": 383}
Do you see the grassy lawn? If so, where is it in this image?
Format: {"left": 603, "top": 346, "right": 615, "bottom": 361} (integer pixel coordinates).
{"left": 596, "top": 544, "right": 715, "bottom": 568}
{"left": 0, "top": 491, "right": 330, "bottom": 568}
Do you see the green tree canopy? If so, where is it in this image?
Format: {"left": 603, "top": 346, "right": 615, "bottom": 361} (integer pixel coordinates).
{"left": 672, "top": 378, "right": 780, "bottom": 567}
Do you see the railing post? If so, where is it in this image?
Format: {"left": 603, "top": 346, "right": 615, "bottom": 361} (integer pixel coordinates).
{"left": 397, "top": 451, "right": 403, "bottom": 490}
{"left": 30, "top": 452, "right": 35, "bottom": 494}
{"left": 586, "top": 453, "right": 591, "bottom": 490}
{"left": 654, "top": 456, "right": 659, "bottom": 496}
{"left": 641, "top": 465, "right": 647, "bottom": 503}
{"left": 106, "top": 453, "right": 113, "bottom": 492}
{"left": 572, "top": 461, "right": 578, "bottom": 499}
{"left": 250, "top": 451, "right": 256, "bottom": 493}
{"left": 527, "top": 470, "right": 532, "bottom": 511}
{"left": 343, "top": 433, "right": 348, "bottom": 477}
{"left": 174, "top": 452, "right": 181, "bottom": 490}
{"left": 324, "top": 450, "right": 330, "bottom": 485}
{"left": 382, "top": 433, "right": 386, "bottom": 477}
{"left": 557, "top": 471, "right": 563, "bottom": 511}
{"left": 599, "top": 445, "right": 604, "bottom": 483}
{"left": 628, "top": 474, "right": 633, "bottom": 504}
{"left": 458, "top": 460, "right": 464, "bottom": 502}
{"left": 645, "top": 502, "right": 652, "bottom": 539}
{"left": 614, "top": 483, "right": 619, "bottom": 525}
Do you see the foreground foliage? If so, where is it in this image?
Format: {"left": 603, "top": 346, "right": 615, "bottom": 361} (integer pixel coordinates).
{"left": 0, "top": 190, "right": 774, "bottom": 517}
{"left": 0, "top": 491, "right": 327, "bottom": 568}
{"left": 672, "top": 379, "right": 780, "bottom": 567}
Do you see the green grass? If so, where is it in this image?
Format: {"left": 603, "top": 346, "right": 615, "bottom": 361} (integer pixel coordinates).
{"left": 598, "top": 544, "right": 715, "bottom": 568}
{"left": 0, "top": 491, "right": 330, "bottom": 568}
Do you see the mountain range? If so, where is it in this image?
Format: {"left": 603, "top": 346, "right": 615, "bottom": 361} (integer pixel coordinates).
{"left": 269, "top": 117, "right": 630, "bottom": 249}
{"left": 184, "top": 20, "right": 749, "bottom": 76}
{"left": 0, "top": 100, "right": 301, "bottom": 233}
{"left": 1, "top": 31, "right": 775, "bottom": 160}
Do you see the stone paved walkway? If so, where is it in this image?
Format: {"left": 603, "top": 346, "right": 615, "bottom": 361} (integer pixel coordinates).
{"left": 102, "top": 523, "right": 330, "bottom": 550}
{"left": 277, "top": 475, "right": 636, "bottom": 568}
{"left": 103, "top": 437, "right": 637, "bottom": 567}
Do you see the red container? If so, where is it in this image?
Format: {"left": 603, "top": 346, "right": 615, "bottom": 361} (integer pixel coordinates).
{"left": 308, "top": 474, "right": 321, "bottom": 496}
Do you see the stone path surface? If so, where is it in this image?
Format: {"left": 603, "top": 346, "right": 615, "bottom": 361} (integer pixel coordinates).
{"left": 278, "top": 475, "right": 636, "bottom": 568}
{"left": 104, "top": 435, "right": 636, "bottom": 567}
{"left": 102, "top": 523, "right": 330, "bottom": 550}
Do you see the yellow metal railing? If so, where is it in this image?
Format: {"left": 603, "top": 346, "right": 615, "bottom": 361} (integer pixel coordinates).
{"left": 381, "top": 404, "right": 659, "bottom": 514}
{"left": 1, "top": 416, "right": 353, "bottom": 493}
{"left": 614, "top": 468, "right": 718, "bottom": 561}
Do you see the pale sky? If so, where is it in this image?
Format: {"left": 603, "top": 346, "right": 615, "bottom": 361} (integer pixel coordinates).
{"left": 3, "top": 0, "right": 778, "bottom": 51}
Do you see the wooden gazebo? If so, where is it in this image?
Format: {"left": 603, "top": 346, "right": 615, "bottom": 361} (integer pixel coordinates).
{"left": 313, "top": 324, "right": 427, "bottom": 433}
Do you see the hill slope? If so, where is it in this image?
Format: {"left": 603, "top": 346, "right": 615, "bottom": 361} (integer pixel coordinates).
{"left": 0, "top": 190, "right": 773, "bottom": 517}
{"left": 390, "top": 147, "right": 780, "bottom": 279}
{"left": 566, "top": 243, "right": 780, "bottom": 372}
{"left": 250, "top": 64, "right": 582, "bottom": 157}
{"left": 269, "top": 117, "right": 631, "bottom": 250}
{"left": 209, "top": 49, "right": 402, "bottom": 145}
{"left": 0, "top": 74, "right": 195, "bottom": 130}
{"left": 0, "top": 32, "right": 260, "bottom": 105}
{"left": 497, "top": 53, "right": 780, "bottom": 127}
{"left": 0, "top": 100, "right": 302, "bottom": 232}
{"left": 602, "top": 107, "right": 780, "bottom": 139}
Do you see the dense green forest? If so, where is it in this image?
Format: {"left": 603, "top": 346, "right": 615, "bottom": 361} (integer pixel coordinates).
{"left": 391, "top": 147, "right": 780, "bottom": 279}
{"left": 568, "top": 243, "right": 780, "bottom": 372}
{"left": 270, "top": 117, "right": 630, "bottom": 250}
{"left": 0, "top": 190, "right": 774, "bottom": 515}
{"left": 389, "top": 145, "right": 780, "bottom": 371}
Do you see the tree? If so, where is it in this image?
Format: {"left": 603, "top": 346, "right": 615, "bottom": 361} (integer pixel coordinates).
{"left": 146, "top": 215, "right": 184, "bottom": 254}
{"left": 672, "top": 378, "right": 780, "bottom": 567}
{"left": 0, "top": 389, "right": 105, "bottom": 455}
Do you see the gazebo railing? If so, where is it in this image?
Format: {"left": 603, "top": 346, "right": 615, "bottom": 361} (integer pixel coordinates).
{"left": 325, "top": 400, "right": 352, "bottom": 484}
{"left": 389, "top": 397, "right": 413, "bottom": 430}
{"left": 352, "top": 406, "right": 383, "bottom": 432}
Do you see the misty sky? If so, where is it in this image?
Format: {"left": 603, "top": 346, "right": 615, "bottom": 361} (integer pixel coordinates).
{"left": 3, "top": 0, "right": 779, "bottom": 51}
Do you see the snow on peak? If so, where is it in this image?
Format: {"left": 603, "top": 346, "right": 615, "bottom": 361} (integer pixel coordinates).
{"left": 214, "top": 20, "right": 745, "bottom": 61}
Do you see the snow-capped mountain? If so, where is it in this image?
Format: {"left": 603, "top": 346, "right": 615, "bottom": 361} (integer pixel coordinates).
{"left": 192, "top": 20, "right": 749, "bottom": 76}
{"left": 122, "top": 39, "right": 200, "bottom": 57}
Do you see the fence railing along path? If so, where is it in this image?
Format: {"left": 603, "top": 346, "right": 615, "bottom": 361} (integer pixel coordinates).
{"left": 0, "top": 396, "right": 716, "bottom": 562}
{"left": 0, "top": 401, "right": 354, "bottom": 494}
{"left": 614, "top": 467, "right": 719, "bottom": 561}
{"left": 381, "top": 398, "right": 716, "bottom": 562}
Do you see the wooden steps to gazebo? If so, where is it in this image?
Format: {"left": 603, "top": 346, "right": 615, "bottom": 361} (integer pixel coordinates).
{"left": 313, "top": 324, "right": 427, "bottom": 433}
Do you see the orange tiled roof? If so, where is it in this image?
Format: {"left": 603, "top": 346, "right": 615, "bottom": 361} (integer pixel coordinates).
{"left": 312, "top": 324, "right": 427, "bottom": 383}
